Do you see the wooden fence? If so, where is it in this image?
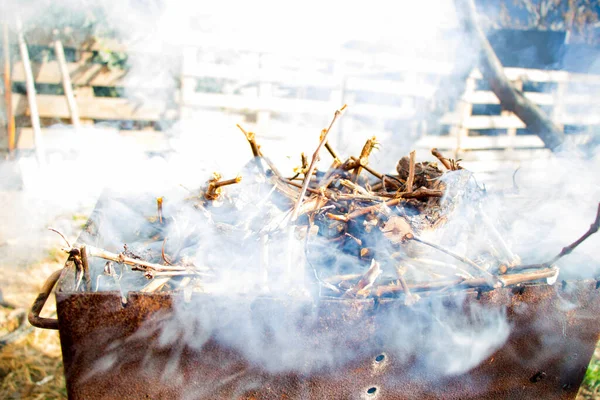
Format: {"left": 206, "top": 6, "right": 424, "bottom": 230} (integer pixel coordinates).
{"left": 3, "top": 35, "right": 599, "bottom": 174}
{"left": 178, "top": 44, "right": 451, "bottom": 144}
{"left": 414, "top": 67, "right": 600, "bottom": 172}
{"left": 3, "top": 38, "right": 179, "bottom": 153}
{"left": 4, "top": 36, "right": 455, "bottom": 155}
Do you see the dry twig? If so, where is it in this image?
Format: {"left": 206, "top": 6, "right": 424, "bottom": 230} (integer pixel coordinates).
{"left": 395, "top": 265, "right": 420, "bottom": 306}
{"left": 290, "top": 104, "right": 347, "bottom": 222}
{"left": 406, "top": 150, "right": 416, "bottom": 192}
{"left": 507, "top": 203, "right": 600, "bottom": 272}
{"left": 327, "top": 187, "right": 443, "bottom": 222}
{"left": 431, "top": 148, "right": 454, "bottom": 170}
{"left": 157, "top": 197, "right": 164, "bottom": 225}
{"left": 409, "top": 236, "right": 495, "bottom": 280}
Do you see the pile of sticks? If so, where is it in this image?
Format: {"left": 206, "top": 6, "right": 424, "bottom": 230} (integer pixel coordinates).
{"left": 53, "top": 105, "right": 600, "bottom": 303}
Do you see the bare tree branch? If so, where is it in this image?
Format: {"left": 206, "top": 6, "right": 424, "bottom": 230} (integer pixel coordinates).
{"left": 455, "top": 0, "right": 566, "bottom": 150}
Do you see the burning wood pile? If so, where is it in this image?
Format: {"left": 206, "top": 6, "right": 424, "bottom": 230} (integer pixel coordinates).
{"left": 54, "top": 105, "right": 600, "bottom": 303}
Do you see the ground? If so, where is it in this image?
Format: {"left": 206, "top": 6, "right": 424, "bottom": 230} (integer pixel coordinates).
{"left": 0, "top": 257, "right": 67, "bottom": 399}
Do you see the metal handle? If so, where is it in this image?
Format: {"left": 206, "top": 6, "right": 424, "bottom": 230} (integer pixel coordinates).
{"left": 28, "top": 269, "right": 62, "bottom": 330}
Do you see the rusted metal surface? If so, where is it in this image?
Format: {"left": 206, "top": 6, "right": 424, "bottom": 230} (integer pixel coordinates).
{"left": 51, "top": 256, "right": 600, "bottom": 400}
{"left": 28, "top": 268, "right": 63, "bottom": 330}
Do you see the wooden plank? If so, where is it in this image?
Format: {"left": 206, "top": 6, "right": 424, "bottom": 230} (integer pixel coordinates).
{"left": 182, "top": 92, "right": 416, "bottom": 119}
{"left": 23, "top": 57, "right": 595, "bottom": 100}
{"left": 560, "top": 114, "right": 600, "bottom": 125}
{"left": 466, "top": 90, "right": 600, "bottom": 106}
{"left": 371, "top": 53, "right": 454, "bottom": 76}
{"left": 12, "top": 93, "right": 176, "bottom": 121}
{"left": 350, "top": 102, "right": 417, "bottom": 119}
{"left": 464, "top": 135, "right": 544, "bottom": 149}
{"left": 329, "top": 62, "right": 345, "bottom": 106}
{"left": 17, "top": 17, "right": 44, "bottom": 164}
{"left": 551, "top": 81, "right": 565, "bottom": 132}
{"left": 410, "top": 108, "right": 600, "bottom": 130}
{"left": 458, "top": 148, "right": 551, "bottom": 162}
{"left": 182, "top": 92, "right": 333, "bottom": 114}
{"left": 440, "top": 112, "right": 461, "bottom": 125}
{"left": 503, "top": 78, "right": 523, "bottom": 153}
{"left": 3, "top": 23, "right": 15, "bottom": 153}
{"left": 12, "top": 60, "right": 173, "bottom": 88}
{"left": 346, "top": 78, "right": 437, "bottom": 98}
{"left": 416, "top": 134, "right": 545, "bottom": 150}
{"left": 487, "top": 68, "right": 570, "bottom": 83}
{"left": 15, "top": 34, "right": 173, "bottom": 56}
{"left": 182, "top": 61, "right": 338, "bottom": 88}
{"left": 21, "top": 36, "right": 600, "bottom": 87}
{"left": 54, "top": 39, "right": 81, "bottom": 128}
{"left": 109, "top": 130, "right": 170, "bottom": 152}
{"left": 458, "top": 159, "right": 530, "bottom": 174}
{"left": 560, "top": 93, "right": 600, "bottom": 105}
{"left": 13, "top": 60, "right": 123, "bottom": 86}
{"left": 257, "top": 74, "right": 272, "bottom": 132}
{"left": 454, "top": 77, "right": 476, "bottom": 156}
{"left": 183, "top": 62, "right": 439, "bottom": 98}
{"left": 22, "top": 34, "right": 455, "bottom": 77}
{"left": 184, "top": 36, "right": 455, "bottom": 75}
{"left": 466, "top": 90, "right": 553, "bottom": 105}
{"left": 414, "top": 135, "right": 459, "bottom": 150}
{"left": 471, "top": 68, "right": 600, "bottom": 84}
{"left": 72, "top": 86, "right": 95, "bottom": 125}
{"left": 15, "top": 127, "right": 169, "bottom": 151}
{"left": 463, "top": 115, "right": 525, "bottom": 130}
{"left": 0, "top": 124, "right": 6, "bottom": 151}
{"left": 463, "top": 114, "right": 600, "bottom": 129}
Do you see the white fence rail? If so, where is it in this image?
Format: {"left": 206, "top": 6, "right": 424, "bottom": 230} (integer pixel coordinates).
{"left": 415, "top": 67, "right": 600, "bottom": 173}
{"left": 179, "top": 45, "right": 446, "bottom": 139}
{"left": 4, "top": 35, "right": 600, "bottom": 176}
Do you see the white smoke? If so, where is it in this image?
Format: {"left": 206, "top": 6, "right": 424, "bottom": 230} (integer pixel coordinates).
{"left": 3, "top": 0, "right": 600, "bottom": 396}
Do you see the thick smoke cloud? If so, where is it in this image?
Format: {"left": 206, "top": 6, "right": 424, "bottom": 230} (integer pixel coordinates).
{"left": 3, "top": 0, "right": 599, "bottom": 395}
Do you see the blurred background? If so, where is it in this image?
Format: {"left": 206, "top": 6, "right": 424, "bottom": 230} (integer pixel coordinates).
{"left": 1, "top": 0, "right": 600, "bottom": 398}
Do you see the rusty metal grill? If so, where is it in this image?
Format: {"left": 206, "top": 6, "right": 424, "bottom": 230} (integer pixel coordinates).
{"left": 29, "top": 257, "right": 600, "bottom": 400}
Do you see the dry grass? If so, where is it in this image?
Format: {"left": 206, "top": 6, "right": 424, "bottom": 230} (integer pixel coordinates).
{"left": 0, "top": 254, "right": 67, "bottom": 400}
{"left": 0, "top": 329, "right": 66, "bottom": 399}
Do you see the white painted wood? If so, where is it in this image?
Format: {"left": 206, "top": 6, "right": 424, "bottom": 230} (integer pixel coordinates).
{"left": 465, "top": 90, "right": 553, "bottom": 105}
{"left": 15, "top": 126, "right": 170, "bottom": 151}
{"left": 416, "top": 134, "right": 546, "bottom": 150}
{"left": 54, "top": 38, "right": 81, "bottom": 128}
{"left": 182, "top": 92, "right": 417, "bottom": 120}
{"left": 16, "top": 17, "right": 44, "bottom": 165}
{"left": 12, "top": 93, "right": 176, "bottom": 121}
{"left": 470, "top": 68, "right": 600, "bottom": 84}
